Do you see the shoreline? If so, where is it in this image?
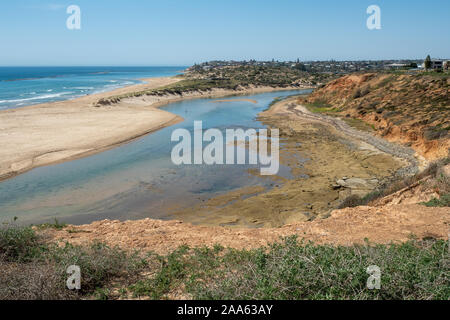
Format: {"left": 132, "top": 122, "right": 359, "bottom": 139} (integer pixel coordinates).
{"left": 0, "top": 76, "right": 312, "bottom": 182}
{"left": 168, "top": 96, "right": 410, "bottom": 227}
{"left": 262, "top": 96, "right": 420, "bottom": 172}
{"left": 41, "top": 95, "right": 449, "bottom": 248}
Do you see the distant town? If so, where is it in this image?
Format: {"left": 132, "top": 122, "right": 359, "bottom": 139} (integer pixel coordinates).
{"left": 191, "top": 57, "right": 450, "bottom": 75}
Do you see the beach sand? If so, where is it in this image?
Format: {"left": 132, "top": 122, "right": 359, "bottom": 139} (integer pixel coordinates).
{"left": 0, "top": 77, "right": 183, "bottom": 180}
{"left": 0, "top": 76, "right": 308, "bottom": 181}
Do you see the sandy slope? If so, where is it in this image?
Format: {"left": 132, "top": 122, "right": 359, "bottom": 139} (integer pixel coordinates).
{"left": 45, "top": 202, "right": 449, "bottom": 254}
{"left": 300, "top": 73, "right": 450, "bottom": 161}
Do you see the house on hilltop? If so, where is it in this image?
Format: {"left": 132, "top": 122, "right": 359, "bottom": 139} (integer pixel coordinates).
{"left": 431, "top": 60, "right": 443, "bottom": 70}
{"left": 385, "top": 63, "right": 409, "bottom": 70}
{"left": 422, "top": 59, "right": 448, "bottom": 70}
{"left": 444, "top": 60, "right": 450, "bottom": 70}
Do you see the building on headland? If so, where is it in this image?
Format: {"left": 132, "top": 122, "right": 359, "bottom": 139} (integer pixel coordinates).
{"left": 444, "top": 60, "right": 450, "bottom": 70}
{"left": 421, "top": 59, "right": 448, "bottom": 71}
{"left": 431, "top": 60, "right": 443, "bottom": 70}
{"left": 385, "top": 63, "right": 409, "bottom": 70}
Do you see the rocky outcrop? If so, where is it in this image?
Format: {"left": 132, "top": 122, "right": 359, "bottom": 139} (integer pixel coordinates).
{"left": 333, "top": 177, "right": 379, "bottom": 198}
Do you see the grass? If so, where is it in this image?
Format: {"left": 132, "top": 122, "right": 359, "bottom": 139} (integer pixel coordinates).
{"left": 415, "top": 71, "right": 450, "bottom": 78}
{"left": 96, "top": 64, "right": 336, "bottom": 106}
{"left": 127, "top": 237, "right": 449, "bottom": 300}
{"left": 0, "top": 223, "right": 148, "bottom": 300}
{"left": 421, "top": 194, "right": 450, "bottom": 207}
{"left": 0, "top": 224, "right": 448, "bottom": 300}
{"left": 303, "top": 100, "right": 339, "bottom": 114}
{"left": 343, "top": 117, "right": 375, "bottom": 132}
{"left": 36, "top": 218, "right": 67, "bottom": 230}
{"left": 0, "top": 223, "right": 44, "bottom": 262}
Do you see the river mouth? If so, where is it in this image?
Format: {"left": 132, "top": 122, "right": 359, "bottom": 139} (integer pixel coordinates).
{"left": 0, "top": 90, "right": 310, "bottom": 226}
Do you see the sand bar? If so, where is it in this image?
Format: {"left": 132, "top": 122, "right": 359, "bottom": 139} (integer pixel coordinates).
{"left": 0, "top": 77, "right": 309, "bottom": 181}
{"left": 0, "top": 77, "right": 183, "bottom": 180}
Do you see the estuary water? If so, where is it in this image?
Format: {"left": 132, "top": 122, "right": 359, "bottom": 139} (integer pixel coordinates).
{"left": 0, "top": 89, "right": 310, "bottom": 225}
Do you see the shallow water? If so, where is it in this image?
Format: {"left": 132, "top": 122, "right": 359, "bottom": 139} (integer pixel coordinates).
{"left": 0, "top": 90, "right": 310, "bottom": 225}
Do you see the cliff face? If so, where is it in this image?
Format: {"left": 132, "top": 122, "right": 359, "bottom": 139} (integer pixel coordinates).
{"left": 300, "top": 73, "right": 450, "bottom": 160}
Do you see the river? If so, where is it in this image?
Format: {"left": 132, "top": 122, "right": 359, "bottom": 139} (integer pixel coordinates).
{"left": 0, "top": 89, "right": 310, "bottom": 225}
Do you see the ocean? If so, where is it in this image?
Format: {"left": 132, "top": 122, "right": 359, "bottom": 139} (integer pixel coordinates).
{"left": 0, "top": 66, "right": 185, "bottom": 110}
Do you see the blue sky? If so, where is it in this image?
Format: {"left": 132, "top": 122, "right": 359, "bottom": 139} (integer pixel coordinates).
{"left": 1, "top": 0, "right": 449, "bottom": 66}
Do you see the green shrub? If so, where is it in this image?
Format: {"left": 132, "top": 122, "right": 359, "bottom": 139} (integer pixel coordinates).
{"left": 128, "top": 237, "right": 449, "bottom": 300}
{"left": 190, "top": 237, "right": 449, "bottom": 300}
{"left": 0, "top": 224, "right": 44, "bottom": 262}
{"left": 130, "top": 246, "right": 190, "bottom": 299}
{"left": 338, "top": 195, "right": 362, "bottom": 208}
{"left": 0, "top": 223, "right": 148, "bottom": 299}
{"left": 49, "top": 242, "right": 148, "bottom": 293}
{"left": 36, "top": 218, "right": 67, "bottom": 230}
{"left": 421, "top": 194, "right": 450, "bottom": 207}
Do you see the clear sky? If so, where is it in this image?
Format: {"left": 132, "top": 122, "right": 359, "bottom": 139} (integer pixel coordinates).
{"left": 1, "top": 0, "right": 449, "bottom": 66}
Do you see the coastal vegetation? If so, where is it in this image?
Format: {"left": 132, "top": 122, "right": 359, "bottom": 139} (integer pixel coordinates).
{"left": 0, "top": 223, "right": 147, "bottom": 300}
{"left": 421, "top": 194, "right": 450, "bottom": 207}
{"left": 300, "top": 73, "right": 449, "bottom": 142}
{"left": 299, "top": 72, "right": 449, "bottom": 164}
{"left": 185, "top": 64, "right": 334, "bottom": 87}
{"left": 96, "top": 64, "right": 336, "bottom": 106}
{"left": 0, "top": 225, "right": 448, "bottom": 300}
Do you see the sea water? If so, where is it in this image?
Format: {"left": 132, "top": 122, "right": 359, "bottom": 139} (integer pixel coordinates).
{"left": 0, "top": 66, "right": 185, "bottom": 110}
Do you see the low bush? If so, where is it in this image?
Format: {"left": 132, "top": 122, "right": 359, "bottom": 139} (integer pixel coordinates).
{"left": 0, "top": 224, "right": 44, "bottom": 262}
{"left": 421, "top": 194, "right": 450, "bottom": 207}
{"left": 0, "top": 224, "right": 148, "bottom": 300}
{"left": 129, "top": 237, "right": 449, "bottom": 300}
{"left": 1, "top": 225, "right": 448, "bottom": 300}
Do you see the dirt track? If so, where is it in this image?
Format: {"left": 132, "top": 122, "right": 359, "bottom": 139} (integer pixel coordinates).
{"left": 283, "top": 99, "right": 420, "bottom": 175}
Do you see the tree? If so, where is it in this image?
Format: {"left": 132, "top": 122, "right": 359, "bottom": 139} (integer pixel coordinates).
{"left": 294, "top": 63, "right": 306, "bottom": 71}
{"left": 424, "top": 55, "right": 432, "bottom": 71}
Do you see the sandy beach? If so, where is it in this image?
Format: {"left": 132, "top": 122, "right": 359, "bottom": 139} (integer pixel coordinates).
{"left": 0, "top": 77, "right": 305, "bottom": 181}
{"left": 0, "top": 77, "right": 186, "bottom": 181}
